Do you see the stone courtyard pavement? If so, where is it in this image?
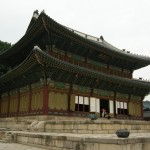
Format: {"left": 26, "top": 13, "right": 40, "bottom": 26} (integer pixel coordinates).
{"left": 0, "top": 142, "right": 47, "bottom": 150}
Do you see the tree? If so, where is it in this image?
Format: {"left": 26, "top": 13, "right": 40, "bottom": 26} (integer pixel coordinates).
{"left": 0, "top": 40, "right": 11, "bottom": 53}
{"left": 0, "top": 40, "right": 11, "bottom": 75}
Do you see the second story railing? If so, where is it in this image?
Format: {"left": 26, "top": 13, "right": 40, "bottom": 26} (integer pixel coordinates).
{"left": 47, "top": 48, "right": 132, "bottom": 79}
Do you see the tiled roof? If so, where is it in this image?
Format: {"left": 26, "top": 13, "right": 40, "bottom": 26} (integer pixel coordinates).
{"left": 0, "top": 46, "right": 150, "bottom": 96}
{"left": 0, "top": 11, "right": 150, "bottom": 70}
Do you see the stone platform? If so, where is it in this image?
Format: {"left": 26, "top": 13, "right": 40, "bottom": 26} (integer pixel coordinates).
{"left": 0, "top": 115, "right": 87, "bottom": 131}
{"left": 0, "top": 116, "right": 150, "bottom": 150}
{"left": 43, "top": 119, "right": 150, "bottom": 134}
{"left": 4, "top": 131, "right": 150, "bottom": 150}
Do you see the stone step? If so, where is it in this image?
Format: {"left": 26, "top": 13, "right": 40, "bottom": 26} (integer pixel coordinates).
{"left": 2, "top": 137, "right": 9, "bottom": 141}
{"left": 32, "top": 119, "right": 150, "bottom": 134}
{"left": 7, "top": 131, "right": 150, "bottom": 150}
{"left": 0, "top": 139, "right": 7, "bottom": 143}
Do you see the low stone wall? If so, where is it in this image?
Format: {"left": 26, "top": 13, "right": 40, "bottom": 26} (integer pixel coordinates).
{"left": 0, "top": 115, "right": 87, "bottom": 130}
{"left": 0, "top": 120, "right": 28, "bottom": 131}
{"left": 44, "top": 120, "right": 150, "bottom": 134}
{"left": 11, "top": 131, "right": 150, "bottom": 150}
{"left": 1, "top": 116, "right": 150, "bottom": 134}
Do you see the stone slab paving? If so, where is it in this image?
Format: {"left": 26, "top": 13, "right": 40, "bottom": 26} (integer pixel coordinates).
{"left": 11, "top": 131, "right": 150, "bottom": 139}
{"left": 2, "top": 130, "right": 150, "bottom": 141}
{"left": 0, "top": 132, "right": 150, "bottom": 150}
{"left": 0, "top": 142, "right": 47, "bottom": 150}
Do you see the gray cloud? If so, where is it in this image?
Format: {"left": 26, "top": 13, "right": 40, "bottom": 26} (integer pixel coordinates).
{"left": 0, "top": 0, "right": 150, "bottom": 100}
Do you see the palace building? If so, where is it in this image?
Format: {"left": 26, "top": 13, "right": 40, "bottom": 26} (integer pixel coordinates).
{"left": 0, "top": 10, "right": 150, "bottom": 119}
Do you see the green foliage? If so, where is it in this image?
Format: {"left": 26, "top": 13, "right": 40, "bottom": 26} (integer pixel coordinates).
{"left": 0, "top": 40, "right": 11, "bottom": 53}
{"left": 0, "top": 40, "right": 11, "bottom": 75}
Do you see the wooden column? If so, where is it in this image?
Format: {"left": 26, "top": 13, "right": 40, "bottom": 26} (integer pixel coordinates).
{"left": 78, "top": 96, "right": 79, "bottom": 111}
{"left": 127, "top": 94, "right": 131, "bottom": 116}
{"left": 43, "top": 85, "right": 49, "bottom": 115}
{"left": 89, "top": 96, "right": 91, "bottom": 112}
{"left": 0, "top": 95, "right": 1, "bottom": 117}
{"left": 69, "top": 74, "right": 78, "bottom": 112}
{"left": 83, "top": 97, "right": 85, "bottom": 112}
{"left": 7, "top": 92, "right": 10, "bottom": 117}
{"left": 113, "top": 92, "right": 116, "bottom": 118}
{"left": 130, "top": 69, "right": 133, "bottom": 79}
{"left": 28, "top": 85, "right": 32, "bottom": 114}
{"left": 68, "top": 94, "right": 71, "bottom": 112}
{"left": 140, "top": 96, "right": 144, "bottom": 120}
{"left": 17, "top": 89, "right": 20, "bottom": 116}
{"left": 68, "top": 84, "right": 73, "bottom": 112}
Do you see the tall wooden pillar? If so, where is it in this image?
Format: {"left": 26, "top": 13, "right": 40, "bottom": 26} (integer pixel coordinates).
{"left": 68, "top": 84, "right": 73, "bottom": 112}
{"left": 140, "top": 96, "right": 144, "bottom": 120}
{"left": 7, "top": 92, "right": 10, "bottom": 117}
{"left": 68, "top": 94, "right": 71, "bottom": 112}
{"left": 17, "top": 89, "right": 20, "bottom": 116}
{"left": 28, "top": 84, "right": 32, "bottom": 114}
{"left": 83, "top": 97, "right": 85, "bottom": 112}
{"left": 113, "top": 92, "right": 116, "bottom": 118}
{"left": 89, "top": 96, "right": 91, "bottom": 112}
{"left": 127, "top": 94, "right": 131, "bottom": 116}
{"left": 0, "top": 95, "right": 1, "bottom": 117}
{"left": 130, "top": 69, "right": 133, "bottom": 79}
{"left": 78, "top": 95, "right": 79, "bottom": 111}
{"left": 43, "top": 85, "right": 49, "bottom": 115}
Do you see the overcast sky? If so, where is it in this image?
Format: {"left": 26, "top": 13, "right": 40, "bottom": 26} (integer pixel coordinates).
{"left": 0, "top": 0, "right": 150, "bottom": 100}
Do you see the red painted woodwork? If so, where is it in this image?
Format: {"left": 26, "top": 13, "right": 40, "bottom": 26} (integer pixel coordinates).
{"left": 48, "top": 51, "right": 131, "bottom": 79}
{"left": 113, "top": 92, "right": 116, "bottom": 117}
{"left": 7, "top": 92, "right": 10, "bottom": 117}
{"left": 67, "top": 94, "right": 71, "bottom": 112}
{"left": 0, "top": 96, "right": 1, "bottom": 115}
{"left": 28, "top": 85, "right": 32, "bottom": 113}
{"left": 17, "top": 89, "right": 20, "bottom": 115}
{"left": 140, "top": 96, "right": 144, "bottom": 119}
{"left": 43, "top": 85, "right": 49, "bottom": 115}
{"left": 127, "top": 94, "right": 131, "bottom": 116}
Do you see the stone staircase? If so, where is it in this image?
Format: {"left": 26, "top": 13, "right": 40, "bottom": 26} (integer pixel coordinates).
{"left": 0, "top": 130, "right": 16, "bottom": 143}
{"left": 0, "top": 116, "right": 150, "bottom": 150}
{"left": 0, "top": 130, "right": 6, "bottom": 143}
{"left": 28, "top": 118, "right": 150, "bottom": 134}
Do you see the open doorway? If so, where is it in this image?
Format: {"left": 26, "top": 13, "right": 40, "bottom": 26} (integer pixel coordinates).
{"left": 100, "top": 99, "right": 109, "bottom": 117}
